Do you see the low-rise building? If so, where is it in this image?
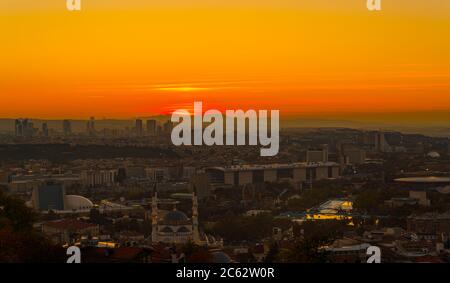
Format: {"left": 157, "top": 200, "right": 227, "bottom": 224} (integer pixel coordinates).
{"left": 42, "top": 219, "right": 99, "bottom": 245}
{"left": 407, "top": 213, "right": 450, "bottom": 240}
{"left": 81, "top": 169, "right": 118, "bottom": 188}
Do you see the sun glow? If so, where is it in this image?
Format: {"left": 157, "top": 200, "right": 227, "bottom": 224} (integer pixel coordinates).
{"left": 155, "top": 87, "right": 210, "bottom": 92}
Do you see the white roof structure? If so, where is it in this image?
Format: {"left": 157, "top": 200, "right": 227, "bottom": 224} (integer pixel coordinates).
{"left": 427, "top": 151, "right": 440, "bottom": 158}
{"left": 65, "top": 195, "right": 94, "bottom": 210}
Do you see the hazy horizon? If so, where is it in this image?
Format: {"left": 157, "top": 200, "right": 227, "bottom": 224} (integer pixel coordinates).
{"left": 2, "top": 111, "right": 450, "bottom": 137}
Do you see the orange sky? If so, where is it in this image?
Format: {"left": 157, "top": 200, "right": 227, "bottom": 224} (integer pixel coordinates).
{"left": 1, "top": 0, "right": 450, "bottom": 120}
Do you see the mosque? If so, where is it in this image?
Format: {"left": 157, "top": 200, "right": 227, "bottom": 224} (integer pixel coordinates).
{"left": 150, "top": 191, "right": 222, "bottom": 247}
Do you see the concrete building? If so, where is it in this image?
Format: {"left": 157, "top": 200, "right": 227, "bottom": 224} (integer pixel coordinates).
{"left": 322, "top": 239, "right": 371, "bottom": 263}
{"left": 343, "top": 149, "right": 366, "bottom": 165}
{"left": 385, "top": 197, "right": 419, "bottom": 208}
{"left": 31, "top": 181, "right": 66, "bottom": 211}
{"left": 163, "top": 120, "right": 173, "bottom": 135}
{"left": 146, "top": 167, "right": 168, "bottom": 182}
{"left": 63, "top": 119, "right": 72, "bottom": 136}
{"left": 306, "top": 148, "right": 328, "bottom": 163}
{"left": 146, "top": 119, "right": 157, "bottom": 136}
{"left": 30, "top": 181, "right": 93, "bottom": 212}
{"left": 205, "top": 162, "right": 340, "bottom": 187}
{"left": 374, "top": 132, "right": 391, "bottom": 152}
{"left": 42, "top": 219, "right": 99, "bottom": 245}
{"left": 86, "top": 117, "right": 96, "bottom": 136}
{"left": 135, "top": 119, "right": 143, "bottom": 136}
{"left": 126, "top": 166, "right": 146, "bottom": 179}
{"left": 81, "top": 169, "right": 118, "bottom": 188}
{"left": 15, "top": 118, "right": 37, "bottom": 137}
{"left": 9, "top": 173, "right": 80, "bottom": 193}
{"left": 189, "top": 171, "right": 211, "bottom": 200}
{"left": 407, "top": 213, "right": 450, "bottom": 240}
{"left": 42, "top": 122, "right": 49, "bottom": 137}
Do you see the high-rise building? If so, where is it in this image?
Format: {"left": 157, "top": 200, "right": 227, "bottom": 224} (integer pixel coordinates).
{"left": 135, "top": 119, "right": 143, "bottom": 136}
{"left": 86, "top": 117, "right": 96, "bottom": 136}
{"left": 42, "top": 122, "right": 49, "bottom": 137}
{"left": 15, "top": 118, "right": 36, "bottom": 137}
{"left": 63, "top": 119, "right": 72, "bottom": 136}
{"left": 22, "top": 119, "right": 30, "bottom": 136}
{"left": 146, "top": 119, "right": 157, "bottom": 136}
{"left": 374, "top": 132, "right": 390, "bottom": 152}
{"left": 27, "top": 121, "right": 36, "bottom": 137}
{"left": 32, "top": 181, "right": 66, "bottom": 211}
{"left": 15, "top": 119, "right": 23, "bottom": 136}
{"left": 163, "top": 120, "right": 173, "bottom": 134}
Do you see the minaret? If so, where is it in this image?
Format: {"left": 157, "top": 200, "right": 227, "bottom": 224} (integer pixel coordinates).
{"left": 192, "top": 188, "right": 200, "bottom": 244}
{"left": 151, "top": 191, "right": 158, "bottom": 243}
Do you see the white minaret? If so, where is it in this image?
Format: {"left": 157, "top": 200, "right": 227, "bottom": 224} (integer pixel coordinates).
{"left": 151, "top": 191, "right": 158, "bottom": 243}
{"left": 192, "top": 189, "right": 200, "bottom": 243}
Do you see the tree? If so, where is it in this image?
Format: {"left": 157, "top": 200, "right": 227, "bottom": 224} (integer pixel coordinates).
{"left": 0, "top": 192, "right": 65, "bottom": 262}
{"left": 287, "top": 220, "right": 345, "bottom": 263}
{"left": 181, "top": 241, "right": 213, "bottom": 263}
{"left": 0, "top": 192, "right": 35, "bottom": 232}
{"left": 287, "top": 238, "right": 330, "bottom": 263}
{"left": 264, "top": 242, "right": 279, "bottom": 263}
{"left": 211, "top": 213, "right": 274, "bottom": 242}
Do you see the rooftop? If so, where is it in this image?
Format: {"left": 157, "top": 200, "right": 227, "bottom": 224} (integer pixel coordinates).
{"left": 43, "top": 219, "right": 98, "bottom": 230}
{"left": 161, "top": 209, "right": 190, "bottom": 225}
{"left": 395, "top": 177, "right": 450, "bottom": 184}
{"left": 208, "top": 162, "right": 339, "bottom": 172}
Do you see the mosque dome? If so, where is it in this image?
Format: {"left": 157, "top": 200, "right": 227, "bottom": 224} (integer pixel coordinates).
{"left": 162, "top": 210, "right": 189, "bottom": 225}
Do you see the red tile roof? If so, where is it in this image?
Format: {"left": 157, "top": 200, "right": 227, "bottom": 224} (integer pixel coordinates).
{"left": 414, "top": 256, "right": 445, "bottom": 263}
{"left": 43, "top": 219, "right": 97, "bottom": 231}
{"left": 109, "top": 247, "right": 144, "bottom": 260}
